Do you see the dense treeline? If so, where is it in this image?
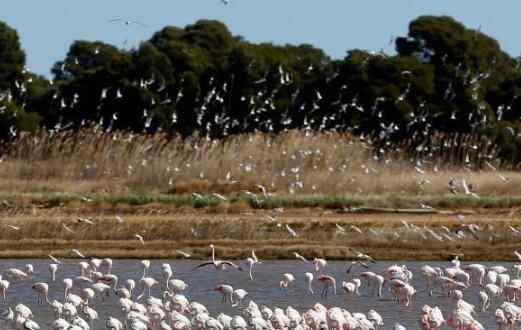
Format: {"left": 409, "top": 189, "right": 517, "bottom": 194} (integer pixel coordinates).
{"left": 2, "top": 16, "right": 521, "bottom": 164}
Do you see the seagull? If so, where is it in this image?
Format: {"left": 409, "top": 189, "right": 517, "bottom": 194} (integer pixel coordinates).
{"left": 211, "top": 193, "right": 227, "bottom": 201}
{"left": 134, "top": 234, "right": 145, "bottom": 245}
{"left": 108, "top": 18, "right": 148, "bottom": 27}
{"left": 77, "top": 217, "right": 95, "bottom": 225}
{"left": 348, "top": 248, "right": 376, "bottom": 263}
{"left": 285, "top": 224, "right": 298, "bottom": 238}
{"left": 335, "top": 223, "right": 347, "bottom": 235}
{"left": 62, "top": 223, "right": 75, "bottom": 233}
{"left": 72, "top": 249, "right": 86, "bottom": 259}
{"left": 498, "top": 174, "right": 510, "bottom": 183}
{"left": 462, "top": 179, "right": 479, "bottom": 198}
{"left": 256, "top": 184, "right": 269, "bottom": 198}
{"left": 293, "top": 252, "right": 310, "bottom": 263}
{"left": 176, "top": 250, "right": 191, "bottom": 258}
{"left": 49, "top": 255, "right": 61, "bottom": 264}
{"left": 5, "top": 224, "right": 20, "bottom": 231}
{"left": 345, "top": 261, "right": 369, "bottom": 273}
{"left": 349, "top": 225, "right": 363, "bottom": 234}
{"left": 115, "top": 215, "right": 124, "bottom": 223}
{"left": 265, "top": 215, "right": 277, "bottom": 223}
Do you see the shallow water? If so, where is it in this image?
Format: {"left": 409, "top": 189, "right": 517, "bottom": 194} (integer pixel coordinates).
{"left": 0, "top": 259, "right": 514, "bottom": 328}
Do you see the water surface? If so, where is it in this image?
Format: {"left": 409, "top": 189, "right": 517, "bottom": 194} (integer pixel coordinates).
{"left": 0, "top": 259, "right": 513, "bottom": 328}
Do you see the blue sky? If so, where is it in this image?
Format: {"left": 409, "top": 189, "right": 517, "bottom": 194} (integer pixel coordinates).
{"left": 2, "top": 1, "right": 520, "bottom": 77}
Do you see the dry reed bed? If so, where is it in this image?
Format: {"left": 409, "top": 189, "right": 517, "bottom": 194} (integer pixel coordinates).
{"left": 0, "top": 238, "right": 516, "bottom": 261}
{"left": 0, "top": 128, "right": 520, "bottom": 199}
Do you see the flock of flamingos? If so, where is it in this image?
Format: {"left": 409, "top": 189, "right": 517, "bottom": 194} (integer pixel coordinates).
{"left": 1, "top": 244, "right": 521, "bottom": 329}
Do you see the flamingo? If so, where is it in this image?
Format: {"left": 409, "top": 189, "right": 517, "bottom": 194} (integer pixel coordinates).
{"left": 136, "top": 277, "right": 158, "bottom": 300}
{"left": 245, "top": 250, "right": 261, "bottom": 280}
{"left": 0, "top": 278, "right": 9, "bottom": 301}
{"left": 106, "top": 316, "right": 123, "bottom": 330}
{"left": 318, "top": 275, "right": 336, "bottom": 298}
{"left": 342, "top": 279, "right": 361, "bottom": 297}
{"left": 5, "top": 264, "right": 33, "bottom": 281}
{"left": 194, "top": 244, "right": 242, "bottom": 271}
{"left": 49, "top": 264, "right": 58, "bottom": 282}
{"left": 167, "top": 278, "right": 188, "bottom": 294}
{"left": 161, "top": 263, "right": 173, "bottom": 288}
{"left": 125, "top": 279, "right": 136, "bottom": 297}
{"left": 313, "top": 258, "right": 327, "bottom": 273}
{"left": 141, "top": 260, "right": 151, "bottom": 278}
{"left": 279, "top": 273, "right": 295, "bottom": 289}
{"left": 305, "top": 272, "right": 314, "bottom": 294}
{"left": 232, "top": 289, "right": 248, "bottom": 306}
{"left": 31, "top": 282, "right": 50, "bottom": 304}
{"left": 80, "top": 304, "right": 98, "bottom": 328}
{"left": 215, "top": 285, "right": 234, "bottom": 304}
{"left": 63, "top": 278, "right": 73, "bottom": 300}
{"left": 102, "top": 258, "right": 113, "bottom": 274}
{"left": 80, "top": 288, "right": 95, "bottom": 305}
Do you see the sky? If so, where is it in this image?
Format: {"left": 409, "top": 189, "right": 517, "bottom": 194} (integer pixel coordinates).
{"left": 2, "top": 1, "right": 521, "bottom": 77}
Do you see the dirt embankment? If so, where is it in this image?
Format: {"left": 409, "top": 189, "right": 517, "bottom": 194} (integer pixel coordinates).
{"left": 0, "top": 201, "right": 520, "bottom": 261}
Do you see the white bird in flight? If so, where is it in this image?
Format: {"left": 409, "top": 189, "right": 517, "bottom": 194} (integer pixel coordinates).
{"left": 134, "top": 234, "right": 145, "bottom": 245}
{"left": 176, "top": 250, "right": 191, "bottom": 258}
{"left": 108, "top": 18, "right": 148, "bottom": 27}
{"left": 72, "top": 249, "right": 85, "bottom": 259}
{"left": 62, "top": 223, "right": 75, "bottom": 234}
{"left": 5, "top": 224, "right": 20, "bottom": 231}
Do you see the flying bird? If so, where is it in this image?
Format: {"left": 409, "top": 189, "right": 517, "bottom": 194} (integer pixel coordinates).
{"left": 72, "top": 249, "right": 86, "bottom": 259}
{"left": 176, "top": 250, "right": 191, "bottom": 258}
{"left": 285, "top": 224, "right": 298, "bottom": 238}
{"left": 134, "top": 234, "right": 145, "bottom": 245}
{"left": 77, "top": 217, "right": 95, "bottom": 225}
{"left": 5, "top": 224, "right": 20, "bottom": 231}
{"left": 48, "top": 255, "right": 61, "bottom": 264}
{"left": 293, "top": 252, "right": 310, "bottom": 263}
{"left": 108, "top": 18, "right": 148, "bottom": 27}
{"left": 62, "top": 223, "right": 75, "bottom": 233}
{"left": 346, "top": 261, "right": 369, "bottom": 274}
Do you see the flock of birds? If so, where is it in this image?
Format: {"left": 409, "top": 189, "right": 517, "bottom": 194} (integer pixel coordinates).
{"left": 2, "top": 7, "right": 514, "bottom": 175}
{"left": 4, "top": 244, "right": 521, "bottom": 329}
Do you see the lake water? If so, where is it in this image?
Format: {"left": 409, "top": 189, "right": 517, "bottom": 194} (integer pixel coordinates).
{"left": 0, "top": 259, "right": 514, "bottom": 329}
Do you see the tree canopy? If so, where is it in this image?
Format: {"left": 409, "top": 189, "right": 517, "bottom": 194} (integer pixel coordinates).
{"left": 2, "top": 16, "right": 521, "bottom": 164}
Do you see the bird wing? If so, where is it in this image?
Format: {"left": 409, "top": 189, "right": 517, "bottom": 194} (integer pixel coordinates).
{"left": 176, "top": 250, "right": 191, "bottom": 258}
{"left": 62, "top": 224, "right": 75, "bottom": 233}
{"left": 335, "top": 223, "right": 346, "bottom": 232}
{"left": 252, "top": 250, "right": 258, "bottom": 262}
{"left": 294, "top": 252, "right": 309, "bottom": 263}
{"left": 222, "top": 261, "right": 243, "bottom": 271}
{"left": 192, "top": 262, "right": 214, "bottom": 270}
{"left": 358, "top": 261, "right": 370, "bottom": 268}
{"left": 48, "top": 254, "right": 61, "bottom": 264}
{"left": 131, "top": 20, "right": 148, "bottom": 27}
{"left": 286, "top": 224, "right": 297, "bottom": 237}
{"left": 108, "top": 18, "right": 122, "bottom": 22}
{"left": 514, "top": 251, "right": 521, "bottom": 261}
{"left": 72, "top": 249, "right": 85, "bottom": 258}
{"left": 346, "top": 263, "right": 354, "bottom": 274}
